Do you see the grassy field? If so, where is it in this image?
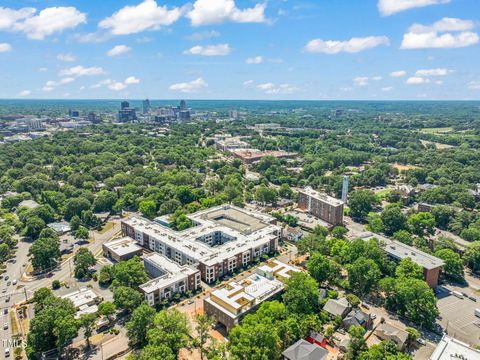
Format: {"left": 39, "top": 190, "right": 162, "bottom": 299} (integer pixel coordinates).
{"left": 420, "top": 127, "right": 454, "bottom": 134}
{"left": 99, "top": 221, "right": 114, "bottom": 234}
{"left": 420, "top": 140, "right": 454, "bottom": 150}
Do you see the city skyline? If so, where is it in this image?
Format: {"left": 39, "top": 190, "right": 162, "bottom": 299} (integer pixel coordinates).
{"left": 0, "top": 0, "right": 479, "bottom": 100}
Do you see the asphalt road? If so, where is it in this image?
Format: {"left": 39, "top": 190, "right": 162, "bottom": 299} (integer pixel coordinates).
{"left": 0, "top": 220, "right": 121, "bottom": 360}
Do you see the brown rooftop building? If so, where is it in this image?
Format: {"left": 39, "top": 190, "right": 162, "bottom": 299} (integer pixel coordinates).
{"left": 232, "top": 149, "right": 298, "bottom": 164}
{"left": 297, "top": 187, "right": 344, "bottom": 226}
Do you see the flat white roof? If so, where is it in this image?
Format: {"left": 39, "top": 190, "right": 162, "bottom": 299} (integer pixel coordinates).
{"left": 124, "top": 205, "right": 280, "bottom": 267}
{"left": 430, "top": 335, "right": 480, "bottom": 360}
{"left": 140, "top": 253, "right": 198, "bottom": 294}
{"left": 360, "top": 232, "right": 444, "bottom": 270}
{"left": 103, "top": 237, "right": 142, "bottom": 257}
{"left": 208, "top": 273, "right": 284, "bottom": 317}
{"left": 61, "top": 288, "right": 100, "bottom": 309}
{"left": 256, "top": 259, "right": 301, "bottom": 279}
{"left": 299, "top": 186, "right": 344, "bottom": 206}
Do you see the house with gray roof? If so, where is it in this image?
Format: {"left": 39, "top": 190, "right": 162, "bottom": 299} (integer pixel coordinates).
{"left": 282, "top": 339, "right": 328, "bottom": 360}
{"left": 323, "top": 297, "right": 351, "bottom": 319}
{"left": 375, "top": 323, "right": 409, "bottom": 350}
{"left": 342, "top": 309, "right": 372, "bottom": 330}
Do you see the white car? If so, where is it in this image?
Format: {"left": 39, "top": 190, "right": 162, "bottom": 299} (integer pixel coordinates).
{"left": 3, "top": 322, "right": 8, "bottom": 330}
{"left": 5, "top": 348, "right": 10, "bottom": 357}
{"left": 417, "top": 338, "right": 427, "bottom": 346}
{"left": 12, "top": 280, "right": 17, "bottom": 285}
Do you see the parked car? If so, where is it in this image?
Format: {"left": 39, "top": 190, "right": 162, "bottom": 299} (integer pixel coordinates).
{"left": 4, "top": 276, "right": 9, "bottom": 281}
{"left": 4, "top": 348, "right": 10, "bottom": 358}
{"left": 5, "top": 296, "right": 10, "bottom": 302}
{"left": 12, "top": 280, "right": 17, "bottom": 285}
{"left": 469, "top": 296, "right": 477, "bottom": 302}
{"left": 417, "top": 338, "right": 426, "bottom": 346}
{"left": 3, "top": 322, "right": 8, "bottom": 330}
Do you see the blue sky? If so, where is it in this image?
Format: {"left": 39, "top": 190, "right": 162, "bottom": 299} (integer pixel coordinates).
{"left": 0, "top": 0, "right": 479, "bottom": 100}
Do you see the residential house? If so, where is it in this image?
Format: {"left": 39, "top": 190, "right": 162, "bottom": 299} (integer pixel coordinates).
{"left": 342, "top": 309, "right": 372, "bottom": 330}
{"left": 282, "top": 339, "right": 328, "bottom": 360}
{"left": 323, "top": 297, "right": 351, "bottom": 319}
{"left": 375, "top": 323, "right": 409, "bottom": 350}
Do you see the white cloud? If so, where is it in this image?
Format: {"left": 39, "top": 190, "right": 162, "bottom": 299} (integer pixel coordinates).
{"left": 401, "top": 17, "right": 479, "bottom": 49}
{"left": 243, "top": 80, "right": 254, "bottom": 86}
{"left": 353, "top": 77, "right": 369, "bottom": 87}
{"left": 187, "top": 0, "right": 266, "bottom": 26}
{"left": 169, "top": 77, "right": 208, "bottom": 93}
{"left": 124, "top": 76, "right": 140, "bottom": 85}
{"left": 186, "top": 30, "right": 221, "bottom": 41}
{"left": 381, "top": 87, "right": 393, "bottom": 92}
{"left": 18, "top": 90, "right": 31, "bottom": 97}
{"left": 184, "top": 43, "right": 232, "bottom": 56}
{"left": 57, "top": 53, "right": 76, "bottom": 62}
{"left": 12, "top": 7, "right": 86, "bottom": 40}
{"left": 372, "top": 76, "right": 382, "bottom": 81}
{"left": 0, "top": 7, "right": 36, "bottom": 30}
{"left": 256, "top": 82, "right": 299, "bottom": 94}
{"left": 73, "top": 32, "right": 111, "bottom": 43}
{"left": 59, "top": 66, "right": 105, "bottom": 77}
{"left": 107, "top": 45, "right": 132, "bottom": 57}
{"left": 0, "top": 43, "right": 12, "bottom": 52}
{"left": 99, "top": 0, "right": 182, "bottom": 35}
{"left": 42, "top": 77, "right": 75, "bottom": 92}
{"left": 468, "top": 81, "right": 480, "bottom": 90}
{"left": 415, "top": 68, "right": 452, "bottom": 76}
{"left": 409, "top": 17, "right": 475, "bottom": 33}
{"left": 305, "top": 36, "right": 390, "bottom": 54}
{"left": 91, "top": 79, "right": 113, "bottom": 89}
{"left": 38, "top": 67, "right": 48, "bottom": 72}
{"left": 92, "top": 77, "right": 140, "bottom": 91}
{"left": 390, "top": 70, "right": 407, "bottom": 77}
{"left": 246, "top": 56, "right": 263, "bottom": 64}
{"left": 406, "top": 77, "right": 430, "bottom": 85}
{"left": 435, "top": 80, "right": 444, "bottom": 85}
{"left": 108, "top": 82, "right": 127, "bottom": 91}
{"left": 378, "top": 0, "right": 450, "bottom": 16}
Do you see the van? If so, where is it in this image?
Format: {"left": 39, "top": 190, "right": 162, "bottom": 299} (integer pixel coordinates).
{"left": 452, "top": 291, "right": 464, "bottom": 299}
{"left": 475, "top": 308, "right": 480, "bottom": 318}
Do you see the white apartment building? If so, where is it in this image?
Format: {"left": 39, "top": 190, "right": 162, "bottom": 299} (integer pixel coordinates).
{"left": 122, "top": 205, "right": 281, "bottom": 283}
{"left": 140, "top": 253, "right": 201, "bottom": 306}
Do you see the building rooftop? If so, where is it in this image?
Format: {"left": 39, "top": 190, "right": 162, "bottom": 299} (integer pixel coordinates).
{"left": 232, "top": 149, "right": 298, "bottom": 161}
{"left": 61, "top": 288, "right": 101, "bottom": 310}
{"left": 206, "top": 272, "right": 284, "bottom": 317}
{"left": 103, "top": 237, "right": 142, "bottom": 257}
{"left": 123, "top": 205, "right": 280, "bottom": 267}
{"left": 282, "top": 339, "right": 328, "bottom": 360}
{"left": 430, "top": 335, "right": 480, "bottom": 360}
{"left": 359, "top": 232, "right": 444, "bottom": 270}
{"left": 323, "top": 297, "right": 351, "bottom": 317}
{"left": 375, "top": 323, "right": 408, "bottom": 345}
{"left": 256, "top": 259, "right": 301, "bottom": 281}
{"left": 299, "top": 186, "right": 344, "bottom": 206}
{"left": 140, "top": 253, "right": 198, "bottom": 294}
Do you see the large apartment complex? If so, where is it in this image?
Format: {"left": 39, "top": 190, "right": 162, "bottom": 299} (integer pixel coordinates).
{"left": 121, "top": 205, "right": 281, "bottom": 283}
{"left": 297, "top": 187, "right": 344, "bottom": 226}
{"left": 140, "top": 253, "right": 201, "bottom": 306}
{"left": 204, "top": 259, "right": 300, "bottom": 331}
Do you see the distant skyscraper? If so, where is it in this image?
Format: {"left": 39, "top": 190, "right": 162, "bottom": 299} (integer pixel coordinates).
{"left": 69, "top": 109, "right": 80, "bottom": 118}
{"left": 341, "top": 175, "right": 349, "bottom": 204}
{"left": 142, "top": 99, "right": 151, "bottom": 114}
{"left": 118, "top": 101, "right": 137, "bottom": 122}
{"left": 229, "top": 110, "right": 238, "bottom": 119}
{"left": 179, "top": 99, "right": 187, "bottom": 111}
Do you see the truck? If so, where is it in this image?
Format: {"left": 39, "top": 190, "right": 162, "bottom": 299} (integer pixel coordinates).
{"left": 475, "top": 308, "right": 480, "bottom": 318}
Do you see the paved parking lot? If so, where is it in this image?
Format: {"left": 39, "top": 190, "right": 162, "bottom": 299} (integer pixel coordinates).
{"left": 437, "top": 285, "right": 480, "bottom": 346}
